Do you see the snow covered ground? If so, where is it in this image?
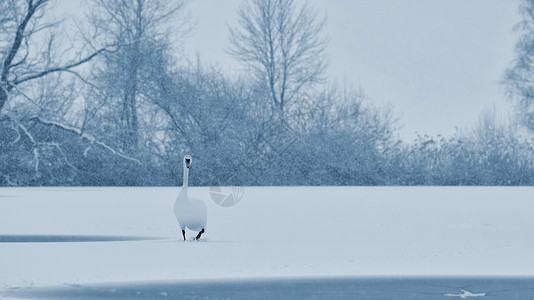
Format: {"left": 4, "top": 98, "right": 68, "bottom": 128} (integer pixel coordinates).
{"left": 1, "top": 186, "right": 533, "bottom": 296}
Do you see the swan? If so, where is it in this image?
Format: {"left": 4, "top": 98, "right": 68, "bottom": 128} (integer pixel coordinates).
{"left": 174, "top": 155, "right": 207, "bottom": 240}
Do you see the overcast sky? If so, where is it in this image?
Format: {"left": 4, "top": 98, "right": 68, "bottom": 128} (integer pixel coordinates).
{"left": 185, "top": 0, "right": 521, "bottom": 140}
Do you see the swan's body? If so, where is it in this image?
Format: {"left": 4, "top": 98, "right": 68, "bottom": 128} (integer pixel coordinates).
{"left": 174, "top": 189, "right": 207, "bottom": 232}
{"left": 174, "top": 155, "right": 207, "bottom": 240}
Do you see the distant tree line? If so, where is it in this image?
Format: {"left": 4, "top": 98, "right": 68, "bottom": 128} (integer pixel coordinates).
{"left": 1, "top": 0, "right": 534, "bottom": 186}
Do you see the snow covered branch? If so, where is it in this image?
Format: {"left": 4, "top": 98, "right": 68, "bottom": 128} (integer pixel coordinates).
{"left": 13, "top": 118, "right": 41, "bottom": 175}
{"left": 34, "top": 117, "right": 143, "bottom": 165}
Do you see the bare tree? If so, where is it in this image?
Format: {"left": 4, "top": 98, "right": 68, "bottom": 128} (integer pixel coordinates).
{"left": 0, "top": 0, "right": 173, "bottom": 186}
{"left": 0, "top": 0, "right": 123, "bottom": 185}
{"left": 0, "top": 0, "right": 105, "bottom": 115}
{"left": 87, "top": 0, "right": 190, "bottom": 152}
{"left": 228, "top": 0, "right": 328, "bottom": 118}
{"left": 503, "top": 0, "right": 534, "bottom": 131}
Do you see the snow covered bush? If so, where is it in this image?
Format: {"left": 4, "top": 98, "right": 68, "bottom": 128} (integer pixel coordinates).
{"left": 396, "top": 113, "right": 534, "bottom": 185}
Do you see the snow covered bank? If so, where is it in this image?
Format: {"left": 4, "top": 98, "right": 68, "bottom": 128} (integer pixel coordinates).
{"left": 1, "top": 187, "right": 533, "bottom": 290}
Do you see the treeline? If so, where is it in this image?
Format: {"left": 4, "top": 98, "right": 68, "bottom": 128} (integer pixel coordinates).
{"left": 2, "top": 76, "right": 534, "bottom": 186}
{"left": 2, "top": 0, "right": 534, "bottom": 186}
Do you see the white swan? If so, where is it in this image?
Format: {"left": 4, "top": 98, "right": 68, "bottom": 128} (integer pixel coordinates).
{"left": 174, "top": 155, "right": 207, "bottom": 240}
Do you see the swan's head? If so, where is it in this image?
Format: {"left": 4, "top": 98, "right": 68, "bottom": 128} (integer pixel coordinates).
{"left": 184, "top": 155, "right": 192, "bottom": 169}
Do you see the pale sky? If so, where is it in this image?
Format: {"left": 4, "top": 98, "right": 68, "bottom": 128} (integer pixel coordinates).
{"left": 185, "top": 0, "right": 521, "bottom": 140}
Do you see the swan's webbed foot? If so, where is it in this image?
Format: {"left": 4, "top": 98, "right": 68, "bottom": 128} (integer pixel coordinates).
{"left": 195, "top": 228, "right": 205, "bottom": 240}
{"left": 182, "top": 229, "right": 186, "bottom": 241}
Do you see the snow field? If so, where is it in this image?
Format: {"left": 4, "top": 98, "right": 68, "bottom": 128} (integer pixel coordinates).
{"left": 1, "top": 186, "right": 533, "bottom": 291}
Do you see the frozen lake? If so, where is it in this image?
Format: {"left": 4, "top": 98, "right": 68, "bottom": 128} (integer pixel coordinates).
{"left": 1, "top": 187, "right": 533, "bottom": 298}
{"left": 5, "top": 277, "right": 534, "bottom": 299}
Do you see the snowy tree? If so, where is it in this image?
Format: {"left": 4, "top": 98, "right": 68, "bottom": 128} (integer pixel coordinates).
{"left": 146, "top": 60, "right": 253, "bottom": 185}
{"left": 86, "top": 0, "right": 190, "bottom": 153}
{"left": 0, "top": 0, "right": 104, "bottom": 115}
{"left": 0, "top": 0, "right": 114, "bottom": 185}
{"left": 503, "top": 0, "right": 534, "bottom": 131}
{"left": 274, "top": 84, "right": 398, "bottom": 185}
{"left": 228, "top": 0, "right": 328, "bottom": 119}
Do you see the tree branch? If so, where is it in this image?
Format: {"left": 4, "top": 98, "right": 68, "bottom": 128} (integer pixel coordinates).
{"left": 14, "top": 47, "right": 109, "bottom": 85}
{"left": 34, "top": 117, "right": 142, "bottom": 165}
{"left": 2, "top": 0, "right": 50, "bottom": 82}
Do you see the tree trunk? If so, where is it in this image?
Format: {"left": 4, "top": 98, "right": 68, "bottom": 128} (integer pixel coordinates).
{"left": 0, "top": 87, "right": 7, "bottom": 113}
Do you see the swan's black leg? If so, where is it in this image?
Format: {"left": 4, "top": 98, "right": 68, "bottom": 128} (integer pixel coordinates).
{"left": 182, "top": 230, "right": 186, "bottom": 241}
{"left": 195, "top": 229, "right": 205, "bottom": 240}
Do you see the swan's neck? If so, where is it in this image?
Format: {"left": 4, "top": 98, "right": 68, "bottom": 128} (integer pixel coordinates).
{"left": 182, "top": 167, "right": 189, "bottom": 189}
